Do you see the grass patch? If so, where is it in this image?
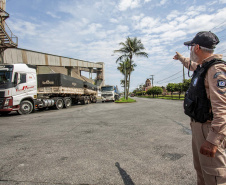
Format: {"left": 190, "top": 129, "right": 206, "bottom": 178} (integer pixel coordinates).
{"left": 138, "top": 95, "right": 184, "bottom": 100}
{"left": 115, "top": 97, "right": 136, "bottom": 103}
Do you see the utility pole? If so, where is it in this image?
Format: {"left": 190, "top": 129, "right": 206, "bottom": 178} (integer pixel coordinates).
{"left": 183, "top": 65, "right": 185, "bottom": 82}
{"left": 124, "top": 61, "right": 126, "bottom": 98}
{"left": 150, "top": 75, "right": 154, "bottom": 87}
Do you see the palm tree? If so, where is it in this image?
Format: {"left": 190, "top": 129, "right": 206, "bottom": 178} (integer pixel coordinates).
{"left": 114, "top": 37, "right": 148, "bottom": 99}
{"left": 117, "top": 58, "right": 136, "bottom": 98}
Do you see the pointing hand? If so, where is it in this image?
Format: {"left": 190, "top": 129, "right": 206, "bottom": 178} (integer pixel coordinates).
{"left": 173, "top": 52, "right": 183, "bottom": 60}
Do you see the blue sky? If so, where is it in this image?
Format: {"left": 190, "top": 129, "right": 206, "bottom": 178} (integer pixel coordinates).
{"left": 6, "top": 0, "right": 226, "bottom": 91}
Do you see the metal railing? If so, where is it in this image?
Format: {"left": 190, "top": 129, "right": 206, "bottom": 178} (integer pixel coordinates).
{"left": 0, "top": 21, "right": 18, "bottom": 46}
{"left": 0, "top": 9, "right": 9, "bottom": 19}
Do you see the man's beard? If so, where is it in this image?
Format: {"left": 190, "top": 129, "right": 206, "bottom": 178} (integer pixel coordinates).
{"left": 190, "top": 47, "right": 199, "bottom": 63}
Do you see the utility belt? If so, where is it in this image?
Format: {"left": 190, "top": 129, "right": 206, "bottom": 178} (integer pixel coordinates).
{"left": 190, "top": 117, "right": 212, "bottom": 123}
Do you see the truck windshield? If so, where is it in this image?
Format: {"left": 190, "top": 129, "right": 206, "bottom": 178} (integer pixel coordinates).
{"left": 101, "top": 86, "right": 114, "bottom": 91}
{"left": 0, "top": 71, "right": 12, "bottom": 84}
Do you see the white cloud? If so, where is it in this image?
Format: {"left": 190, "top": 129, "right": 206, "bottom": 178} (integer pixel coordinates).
{"left": 8, "top": 19, "right": 39, "bottom": 38}
{"left": 109, "top": 18, "right": 119, "bottom": 23}
{"left": 132, "top": 14, "right": 144, "bottom": 21}
{"left": 174, "top": 15, "right": 188, "bottom": 23}
{"left": 78, "top": 23, "right": 103, "bottom": 36}
{"left": 160, "top": 30, "right": 187, "bottom": 41}
{"left": 157, "top": 0, "right": 168, "bottom": 6}
{"left": 134, "top": 16, "right": 160, "bottom": 31}
{"left": 186, "top": 5, "right": 207, "bottom": 16}
{"left": 219, "top": 0, "right": 226, "bottom": 3}
{"left": 207, "top": 0, "right": 218, "bottom": 5}
{"left": 166, "top": 10, "right": 180, "bottom": 20}
{"left": 116, "top": 25, "right": 129, "bottom": 33}
{"left": 118, "top": 0, "right": 141, "bottom": 11}
{"left": 46, "top": 11, "right": 61, "bottom": 19}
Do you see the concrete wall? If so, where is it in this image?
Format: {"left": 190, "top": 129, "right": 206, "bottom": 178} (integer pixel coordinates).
{"left": 0, "top": 0, "right": 6, "bottom": 10}
{"left": 96, "top": 62, "right": 105, "bottom": 86}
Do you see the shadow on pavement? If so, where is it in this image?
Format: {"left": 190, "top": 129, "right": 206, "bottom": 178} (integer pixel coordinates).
{"left": 115, "top": 162, "right": 135, "bottom": 185}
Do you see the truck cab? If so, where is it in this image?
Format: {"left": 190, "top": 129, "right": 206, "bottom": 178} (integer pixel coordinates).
{"left": 101, "top": 85, "right": 119, "bottom": 102}
{"left": 0, "top": 64, "right": 37, "bottom": 115}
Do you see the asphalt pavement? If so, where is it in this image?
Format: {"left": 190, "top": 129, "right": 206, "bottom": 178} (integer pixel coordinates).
{"left": 0, "top": 97, "right": 196, "bottom": 185}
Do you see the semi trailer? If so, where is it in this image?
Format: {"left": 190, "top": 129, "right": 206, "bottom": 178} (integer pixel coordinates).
{"left": 101, "top": 85, "right": 120, "bottom": 102}
{"left": 0, "top": 64, "right": 97, "bottom": 115}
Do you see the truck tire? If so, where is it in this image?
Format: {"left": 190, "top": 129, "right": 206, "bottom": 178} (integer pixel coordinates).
{"left": 92, "top": 96, "right": 97, "bottom": 103}
{"left": 0, "top": 111, "right": 11, "bottom": 116}
{"left": 64, "top": 98, "right": 72, "bottom": 108}
{"left": 55, "top": 98, "right": 64, "bottom": 109}
{"left": 17, "top": 100, "right": 33, "bottom": 115}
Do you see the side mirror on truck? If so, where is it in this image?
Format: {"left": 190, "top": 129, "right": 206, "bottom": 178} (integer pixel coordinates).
{"left": 13, "top": 72, "right": 21, "bottom": 86}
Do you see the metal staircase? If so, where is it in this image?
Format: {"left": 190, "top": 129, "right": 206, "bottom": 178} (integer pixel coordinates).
{"left": 0, "top": 8, "right": 18, "bottom": 50}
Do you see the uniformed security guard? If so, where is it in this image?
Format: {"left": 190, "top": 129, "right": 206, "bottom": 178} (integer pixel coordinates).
{"left": 173, "top": 31, "right": 226, "bottom": 185}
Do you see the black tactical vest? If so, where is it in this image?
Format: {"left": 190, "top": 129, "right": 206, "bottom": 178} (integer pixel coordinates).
{"left": 184, "top": 59, "right": 226, "bottom": 123}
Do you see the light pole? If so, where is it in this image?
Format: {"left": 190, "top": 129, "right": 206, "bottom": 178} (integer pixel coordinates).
{"left": 124, "top": 61, "right": 126, "bottom": 99}
{"left": 183, "top": 65, "right": 185, "bottom": 82}
{"left": 150, "top": 75, "right": 154, "bottom": 87}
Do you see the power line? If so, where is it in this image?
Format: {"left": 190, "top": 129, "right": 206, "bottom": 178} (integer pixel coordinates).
{"left": 157, "top": 71, "right": 182, "bottom": 83}
{"left": 161, "top": 75, "right": 184, "bottom": 84}
{"left": 153, "top": 60, "right": 177, "bottom": 76}
{"left": 153, "top": 48, "right": 187, "bottom": 76}
{"left": 216, "top": 28, "right": 226, "bottom": 35}
{"left": 217, "top": 49, "right": 226, "bottom": 53}
{"left": 211, "top": 21, "right": 226, "bottom": 31}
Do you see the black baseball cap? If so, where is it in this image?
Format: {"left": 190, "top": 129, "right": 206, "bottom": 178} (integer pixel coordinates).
{"left": 184, "top": 31, "right": 220, "bottom": 49}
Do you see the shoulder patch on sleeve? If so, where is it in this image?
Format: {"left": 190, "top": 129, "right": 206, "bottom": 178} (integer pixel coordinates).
{"left": 217, "top": 79, "right": 226, "bottom": 88}
{"left": 217, "top": 90, "right": 226, "bottom": 95}
{"left": 213, "top": 71, "right": 226, "bottom": 78}
{"left": 214, "top": 72, "right": 222, "bottom": 78}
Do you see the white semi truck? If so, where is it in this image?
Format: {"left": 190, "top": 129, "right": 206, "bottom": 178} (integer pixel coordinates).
{"left": 0, "top": 64, "right": 97, "bottom": 115}
{"left": 101, "top": 85, "right": 120, "bottom": 102}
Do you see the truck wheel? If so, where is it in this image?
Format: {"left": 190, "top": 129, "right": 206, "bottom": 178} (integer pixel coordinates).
{"left": 64, "top": 98, "right": 72, "bottom": 108}
{"left": 90, "top": 96, "right": 93, "bottom": 102}
{"left": 92, "top": 97, "right": 97, "bottom": 103}
{"left": 55, "top": 98, "right": 64, "bottom": 109}
{"left": 0, "top": 111, "right": 11, "bottom": 116}
{"left": 17, "top": 100, "right": 33, "bottom": 115}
